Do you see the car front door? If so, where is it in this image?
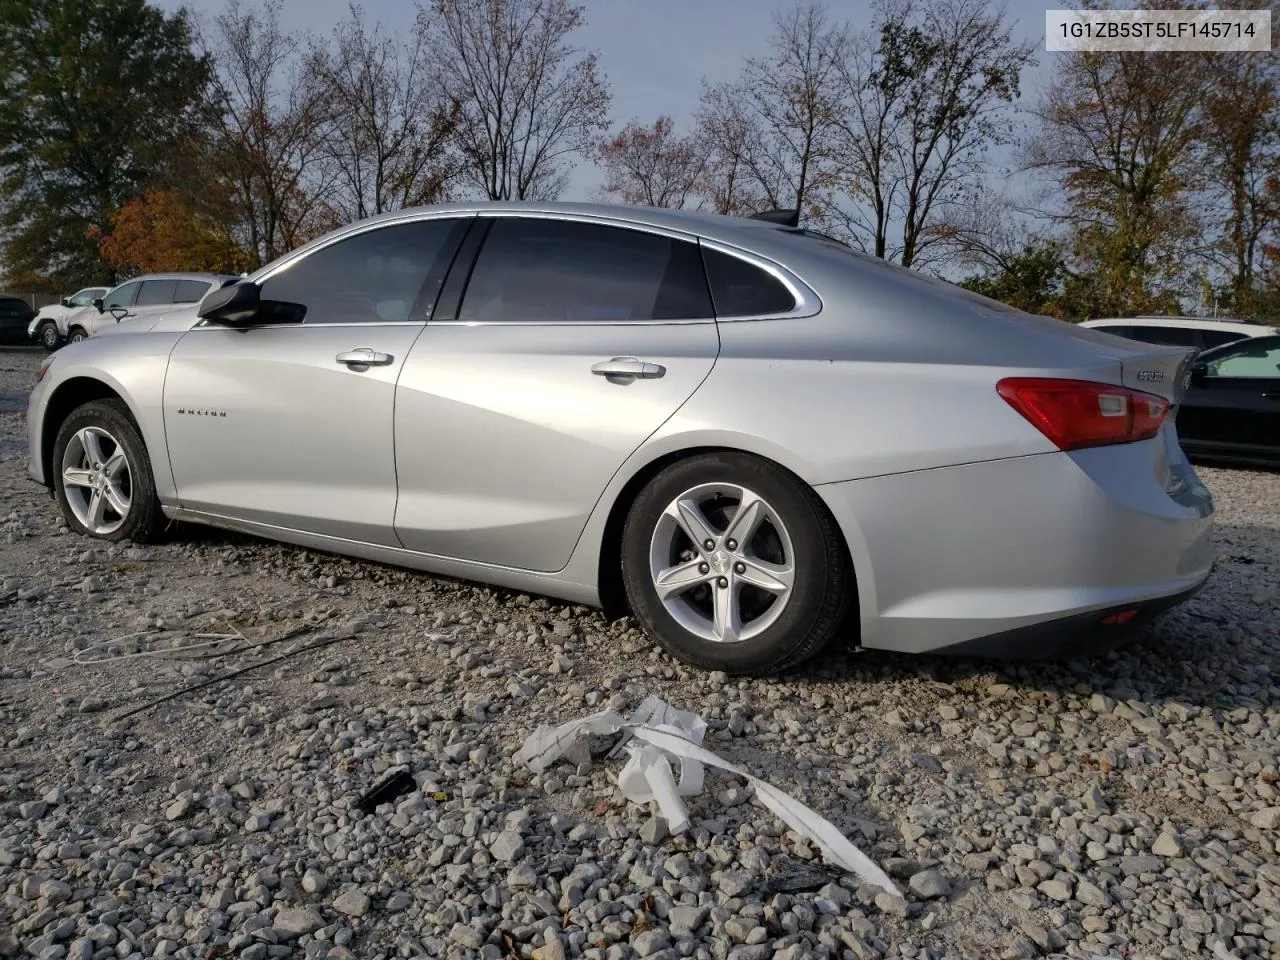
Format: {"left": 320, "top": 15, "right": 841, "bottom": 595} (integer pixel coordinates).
{"left": 1177, "top": 338, "right": 1280, "bottom": 459}
{"left": 392, "top": 215, "right": 722, "bottom": 572}
{"left": 81, "top": 281, "right": 141, "bottom": 335}
{"left": 164, "top": 217, "right": 471, "bottom": 545}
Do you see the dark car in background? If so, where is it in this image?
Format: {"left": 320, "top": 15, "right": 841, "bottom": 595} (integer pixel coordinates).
{"left": 0, "top": 294, "right": 38, "bottom": 345}
{"left": 1178, "top": 334, "right": 1280, "bottom": 468}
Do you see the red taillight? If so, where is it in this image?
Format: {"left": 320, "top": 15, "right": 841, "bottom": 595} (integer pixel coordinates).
{"left": 1100, "top": 608, "right": 1141, "bottom": 625}
{"left": 996, "top": 378, "right": 1170, "bottom": 451}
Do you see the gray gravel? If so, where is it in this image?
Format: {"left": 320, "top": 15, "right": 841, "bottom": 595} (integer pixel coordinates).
{"left": 2, "top": 345, "right": 1279, "bottom": 960}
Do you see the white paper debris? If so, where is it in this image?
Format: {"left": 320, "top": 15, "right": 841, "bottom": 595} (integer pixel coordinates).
{"left": 515, "top": 695, "right": 901, "bottom": 898}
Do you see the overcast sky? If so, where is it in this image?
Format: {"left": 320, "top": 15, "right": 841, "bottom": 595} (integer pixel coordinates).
{"left": 157, "top": 0, "right": 1062, "bottom": 197}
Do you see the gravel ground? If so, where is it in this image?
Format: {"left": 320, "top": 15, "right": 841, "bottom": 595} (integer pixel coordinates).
{"left": 2, "top": 344, "right": 1279, "bottom": 960}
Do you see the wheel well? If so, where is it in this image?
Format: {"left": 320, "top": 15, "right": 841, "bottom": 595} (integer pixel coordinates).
{"left": 596, "top": 447, "right": 858, "bottom": 630}
{"left": 41, "top": 378, "right": 128, "bottom": 484}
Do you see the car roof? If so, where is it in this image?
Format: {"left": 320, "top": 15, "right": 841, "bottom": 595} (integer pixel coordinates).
{"left": 1083, "top": 316, "right": 1276, "bottom": 334}
{"left": 105, "top": 272, "right": 238, "bottom": 291}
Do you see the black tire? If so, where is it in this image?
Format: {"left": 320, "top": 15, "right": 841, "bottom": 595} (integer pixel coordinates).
{"left": 621, "top": 452, "right": 851, "bottom": 675}
{"left": 52, "top": 399, "right": 165, "bottom": 543}
{"left": 37, "top": 322, "right": 61, "bottom": 351}
{"left": 67, "top": 327, "right": 88, "bottom": 344}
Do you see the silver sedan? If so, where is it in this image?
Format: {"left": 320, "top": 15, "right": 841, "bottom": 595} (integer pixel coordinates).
{"left": 26, "top": 202, "right": 1215, "bottom": 674}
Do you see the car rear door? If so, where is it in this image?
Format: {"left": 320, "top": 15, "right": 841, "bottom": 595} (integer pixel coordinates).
{"left": 392, "top": 215, "right": 720, "bottom": 572}
{"left": 164, "top": 217, "right": 470, "bottom": 545}
{"left": 1177, "top": 339, "right": 1280, "bottom": 458}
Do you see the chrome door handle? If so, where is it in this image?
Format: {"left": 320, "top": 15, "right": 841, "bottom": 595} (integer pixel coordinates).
{"left": 591, "top": 357, "right": 666, "bottom": 380}
{"left": 336, "top": 348, "right": 393, "bottom": 367}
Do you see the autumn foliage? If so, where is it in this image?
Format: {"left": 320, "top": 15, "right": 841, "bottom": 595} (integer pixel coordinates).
{"left": 97, "top": 189, "right": 251, "bottom": 277}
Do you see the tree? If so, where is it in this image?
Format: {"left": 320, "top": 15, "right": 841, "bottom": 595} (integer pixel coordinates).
{"left": 1027, "top": 8, "right": 1210, "bottom": 315}
{"left": 597, "top": 116, "right": 708, "bottom": 208}
{"left": 97, "top": 188, "right": 250, "bottom": 276}
{"left": 0, "top": 0, "right": 212, "bottom": 288}
{"left": 208, "top": 0, "right": 332, "bottom": 268}
{"left": 695, "top": 3, "right": 849, "bottom": 220}
{"left": 959, "top": 241, "right": 1072, "bottom": 317}
{"left": 309, "top": 4, "right": 461, "bottom": 222}
{"left": 419, "top": 0, "right": 610, "bottom": 200}
{"left": 835, "top": 0, "right": 1035, "bottom": 266}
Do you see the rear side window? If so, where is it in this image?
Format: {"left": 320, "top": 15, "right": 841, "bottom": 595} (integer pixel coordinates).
{"left": 459, "top": 218, "right": 713, "bottom": 323}
{"left": 135, "top": 279, "right": 177, "bottom": 306}
{"left": 1200, "top": 330, "right": 1248, "bottom": 350}
{"left": 1124, "top": 325, "right": 1199, "bottom": 347}
{"left": 260, "top": 218, "right": 469, "bottom": 324}
{"left": 174, "top": 280, "right": 211, "bottom": 303}
{"left": 1091, "top": 324, "right": 1132, "bottom": 337}
{"left": 702, "top": 247, "right": 796, "bottom": 317}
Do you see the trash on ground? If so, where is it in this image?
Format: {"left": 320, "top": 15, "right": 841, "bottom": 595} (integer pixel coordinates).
{"left": 515, "top": 695, "right": 901, "bottom": 898}
{"left": 356, "top": 768, "right": 416, "bottom": 814}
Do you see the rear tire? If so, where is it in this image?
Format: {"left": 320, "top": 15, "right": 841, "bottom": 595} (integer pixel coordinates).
{"left": 67, "top": 327, "right": 88, "bottom": 344}
{"left": 37, "top": 322, "right": 61, "bottom": 351}
{"left": 621, "top": 452, "right": 850, "bottom": 675}
{"left": 52, "top": 399, "right": 165, "bottom": 543}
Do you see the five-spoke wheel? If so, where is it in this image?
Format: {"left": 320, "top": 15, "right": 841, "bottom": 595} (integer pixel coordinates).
{"left": 623, "top": 452, "right": 850, "bottom": 675}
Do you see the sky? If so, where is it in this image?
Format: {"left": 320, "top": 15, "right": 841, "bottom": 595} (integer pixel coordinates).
{"left": 155, "top": 0, "right": 1063, "bottom": 199}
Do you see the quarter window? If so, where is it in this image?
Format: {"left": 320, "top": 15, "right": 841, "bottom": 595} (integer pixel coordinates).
{"left": 259, "top": 219, "right": 468, "bottom": 324}
{"left": 174, "top": 280, "right": 212, "bottom": 303}
{"left": 702, "top": 247, "right": 796, "bottom": 317}
{"left": 135, "top": 279, "right": 177, "bottom": 306}
{"left": 458, "top": 218, "right": 713, "bottom": 323}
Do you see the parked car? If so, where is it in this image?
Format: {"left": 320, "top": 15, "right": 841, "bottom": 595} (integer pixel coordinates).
{"left": 0, "top": 293, "right": 37, "bottom": 345}
{"left": 63, "top": 273, "right": 238, "bottom": 342}
{"left": 1081, "top": 316, "right": 1278, "bottom": 352}
{"left": 27, "top": 202, "right": 1215, "bottom": 674}
{"left": 1176, "top": 333, "right": 1280, "bottom": 468}
{"left": 26, "top": 287, "right": 110, "bottom": 350}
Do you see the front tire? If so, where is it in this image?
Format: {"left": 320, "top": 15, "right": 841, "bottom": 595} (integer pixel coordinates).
{"left": 52, "top": 400, "right": 164, "bottom": 543}
{"left": 621, "top": 453, "right": 850, "bottom": 675}
{"left": 37, "top": 322, "right": 61, "bottom": 351}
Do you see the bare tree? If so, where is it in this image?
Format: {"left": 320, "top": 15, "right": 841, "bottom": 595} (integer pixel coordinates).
{"left": 834, "top": 0, "right": 1035, "bottom": 267}
{"left": 209, "top": 0, "right": 331, "bottom": 266}
{"left": 693, "top": 85, "right": 770, "bottom": 215}
{"left": 596, "top": 116, "right": 708, "bottom": 209}
{"left": 695, "top": 3, "right": 849, "bottom": 219}
{"left": 418, "top": 0, "right": 610, "bottom": 200}
{"left": 309, "top": 4, "right": 460, "bottom": 222}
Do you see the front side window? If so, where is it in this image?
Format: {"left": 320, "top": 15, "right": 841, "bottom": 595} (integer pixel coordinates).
{"left": 69, "top": 288, "right": 99, "bottom": 307}
{"left": 702, "top": 247, "right": 796, "bottom": 318}
{"left": 1205, "top": 343, "right": 1280, "bottom": 379}
{"left": 135, "top": 279, "right": 178, "bottom": 306}
{"left": 174, "top": 280, "right": 212, "bottom": 303}
{"left": 103, "top": 282, "right": 141, "bottom": 310}
{"left": 259, "top": 219, "right": 468, "bottom": 324}
{"left": 1200, "top": 330, "right": 1248, "bottom": 350}
{"left": 458, "top": 218, "right": 713, "bottom": 323}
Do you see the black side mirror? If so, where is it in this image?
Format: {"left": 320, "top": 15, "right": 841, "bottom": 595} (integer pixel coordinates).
{"left": 197, "top": 281, "right": 263, "bottom": 326}
{"left": 92, "top": 298, "right": 104, "bottom": 314}
{"left": 60, "top": 297, "right": 71, "bottom": 307}
{"left": 1190, "top": 362, "right": 1207, "bottom": 381}
{"left": 109, "top": 306, "right": 128, "bottom": 321}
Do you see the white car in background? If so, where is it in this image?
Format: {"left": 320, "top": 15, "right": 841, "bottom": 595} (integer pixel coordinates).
{"left": 26, "top": 287, "right": 109, "bottom": 350}
{"left": 1081, "top": 316, "right": 1278, "bottom": 353}
{"left": 64, "top": 273, "right": 238, "bottom": 342}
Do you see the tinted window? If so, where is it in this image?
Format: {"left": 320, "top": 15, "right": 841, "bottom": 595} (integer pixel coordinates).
{"left": 103, "top": 282, "right": 141, "bottom": 310}
{"left": 459, "top": 218, "right": 713, "bottom": 323}
{"left": 1200, "top": 330, "right": 1248, "bottom": 350}
{"left": 0, "top": 296, "right": 30, "bottom": 317}
{"left": 1091, "top": 325, "right": 1131, "bottom": 337}
{"left": 259, "top": 219, "right": 466, "bottom": 324}
{"left": 1206, "top": 343, "right": 1280, "bottom": 379}
{"left": 135, "top": 279, "right": 177, "bottom": 306}
{"left": 174, "top": 280, "right": 212, "bottom": 303}
{"left": 702, "top": 247, "right": 796, "bottom": 317}
{"left": 1123, "top": 325, "right": 1199, "bottom": 347}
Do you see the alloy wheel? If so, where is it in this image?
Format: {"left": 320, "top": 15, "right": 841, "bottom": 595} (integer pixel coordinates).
{"left": 60, "top": 426, "right": 132, "bottom": 535}
{"left": 41, "top": 324, "right": 59, "bottom": 350}
{"left": 648, "top": 482, "right": 796, "bottom": 643}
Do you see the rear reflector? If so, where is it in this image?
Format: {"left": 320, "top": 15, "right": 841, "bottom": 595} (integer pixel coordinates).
{"left": 996, "top": 378, "right": 1171, "bottom": 451}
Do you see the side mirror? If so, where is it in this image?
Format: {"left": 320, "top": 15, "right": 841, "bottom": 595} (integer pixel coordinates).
{"left": 197, "top": 281, "right": 262, "bottom": 326}
{"left": 109, "top": 306, "right": 128, "bottom": 321}
{"left": 60, "top": 297, "right": 71, "bottom": 307}
{"left": 92, "top": 298, "right": 104, "bottom": 314}
{"left": 1190, "top": 362, "right": 1207, "bottom": 382}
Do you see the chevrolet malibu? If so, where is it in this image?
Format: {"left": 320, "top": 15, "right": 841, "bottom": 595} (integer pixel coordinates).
{"left": 26, "top": 202, "right": 1216, "bottom": 674}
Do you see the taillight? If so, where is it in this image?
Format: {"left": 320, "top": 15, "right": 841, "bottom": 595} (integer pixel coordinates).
{"left": 997, "top": 378, "right": 1170, "bottom": 451}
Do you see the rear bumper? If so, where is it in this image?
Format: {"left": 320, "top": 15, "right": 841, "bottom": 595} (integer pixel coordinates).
{"left": 817, "top": 441, "right": 1216, "bottom": 655}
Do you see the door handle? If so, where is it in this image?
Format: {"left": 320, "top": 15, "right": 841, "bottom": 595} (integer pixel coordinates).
{"left": 591, "top": 357, "right": 666, "bottom": 380}
{"left": 336, "top": 348, "right": 393, "bottom": 367}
